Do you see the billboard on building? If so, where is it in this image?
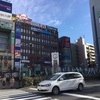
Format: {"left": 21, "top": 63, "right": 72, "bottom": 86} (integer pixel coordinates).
{"left": 14, "top": 21, "right": 21, "bottom": 71}
{"left": 61, "top": 37, "right": 70, "bottom": 48}
{"left": 15, "top": 39, "right": 21, "bottom": 47}
{"left": 31, "top": 21, "right": 46, "bottom": 29}
{"left": 11, "top": 44, "right": 14, "bottom": 54}
{"left": 15, "top": 26, "right": 21, "bottom": 39}
{"left": 46, "top": 25, "right": 57, "bottom": 31}
{"left": 0, "top": 0, "right": 12, "bottom": 13}
{"left": 31, "top": 27, "right": 51, "bottom": 34}
{"left": 0, "top": 18, "right": 12, "bottom": 29}
{"left": 0, "top": 11, "right": 12, "bottom": 20}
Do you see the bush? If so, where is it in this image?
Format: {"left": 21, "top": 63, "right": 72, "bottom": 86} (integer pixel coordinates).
{"left": 22, "top": 77, "right": 33, "bottom": 87}
{"left": 33, "top": 76, "right": 48, "bottom": 86}
{"left": 22, "top": 76, "right": 48, "bottom": 87}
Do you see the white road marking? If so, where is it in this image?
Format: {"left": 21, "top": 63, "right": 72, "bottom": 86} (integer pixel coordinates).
{"left": 34, "top": 97, "right": 52, "bottom": 100}
{"left": 0, "top": 89, "right": 53, "bottom": 100}
{"left": 29, "top": 87, "right": 37, "bottom": 90}
{"left": 63, "top": 93, "right": 100, "bottom": 100}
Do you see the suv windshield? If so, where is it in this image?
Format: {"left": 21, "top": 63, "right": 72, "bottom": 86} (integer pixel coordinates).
{"left": 48, "top": 74, "right": 61, "bottom": 80}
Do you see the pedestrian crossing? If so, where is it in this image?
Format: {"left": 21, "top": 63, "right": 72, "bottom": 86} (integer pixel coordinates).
{"left": 0, "top": 89, "right": 53, "bottom": 100}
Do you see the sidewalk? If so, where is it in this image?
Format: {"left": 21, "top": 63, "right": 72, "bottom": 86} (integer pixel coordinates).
{"left": 0, "top": 81, "right": 21, "bottom": 90}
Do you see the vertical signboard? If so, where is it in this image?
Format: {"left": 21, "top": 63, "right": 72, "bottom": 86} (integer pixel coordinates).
{"left": 14, "top": 21, "right": 21, "bottom": 71}
{"left": 61, "top": 37, "right": 70, "bottom": 48}
{"left": 11, "top": 31, "right": 14, "bottom": 54}
{"left": 51, "top": 52, "right": 60, "bottom": 74}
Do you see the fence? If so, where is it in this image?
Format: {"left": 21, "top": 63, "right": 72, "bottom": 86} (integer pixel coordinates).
{"left": 61, "top": 67, "right": 99, "bottom": 76}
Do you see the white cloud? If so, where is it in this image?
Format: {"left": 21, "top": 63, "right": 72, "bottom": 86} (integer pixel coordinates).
{"left": 12, "top": 0, "right": 77, "bottom": 26}
{"left": 48, "top": 20, "right": 62, "bottom": 26}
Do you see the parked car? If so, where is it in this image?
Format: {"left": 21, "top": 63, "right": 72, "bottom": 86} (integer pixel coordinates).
{"left": 37, "top": 72, "right": 85, "bottom": 95}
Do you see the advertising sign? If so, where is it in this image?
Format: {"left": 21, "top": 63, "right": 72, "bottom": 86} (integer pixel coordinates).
{"left": 11, "top": 44, "right": 14, "bottom": 54}
{"left": 15, "top": 50, "right": 21, "bottom": 59}
{"left": 46, "top": 25, "right": 57, "bottom": 31}
{"left": 0, "top": 11, "right": 12, "bottom": 20}
{"left": 14, "top": 22, "right": 21, "bottom": 71}
{"left": 15, "top": 39, "right": 21, "bottom": 47}
{"left": 61, "top": 37, "right": 70, "bottom": 48}
{"left": 15, "top": 62, "right": 20, "bottom": 71}
{"left": 31, "top": 21, "right": 46, "bottom": 29}
{"left": 0, "top": 18, "right": 12, "bottom": 29}
{"left": 0, "top": 0, "right": 12, "bottom": 13}
{"left": 15, "top": 26, "right": 21, "bottom": 39}
{"left": 16, "top": 14, "right": 28, "bottom": 20}
{"left": 31, "top": 27, "right": 51, "bottom": 34}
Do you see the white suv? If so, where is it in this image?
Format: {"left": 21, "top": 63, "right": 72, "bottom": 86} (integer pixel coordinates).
{"left": 37, "top": 72, "right": 85, "bottom": 95}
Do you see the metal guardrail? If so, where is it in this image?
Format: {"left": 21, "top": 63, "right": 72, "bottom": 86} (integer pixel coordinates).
{"left": 65, "top": 67, "right": 99, "bottom": 75}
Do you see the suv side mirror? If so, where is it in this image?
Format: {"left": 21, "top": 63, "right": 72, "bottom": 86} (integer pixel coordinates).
{"left": 59, "top": 78, "right": 64, "bottom": 81}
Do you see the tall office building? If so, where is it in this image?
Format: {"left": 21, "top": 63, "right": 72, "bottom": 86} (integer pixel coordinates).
{"left": 59, "top": 36, "right": 71, "bottom": 71}
{"left": 75, "top": 37, "right": 96, "bottom": 67}
{"left": 12, "top": 14, "right": 59, "bottom": 76}
{"left": 0, "top": 0, "right": 59, "bottom": 77}
{"left": 0, "top": 1, "right": 13, "bottom": 75}
{"left": 90, "top": 0, "right": 100, "bottom": 69}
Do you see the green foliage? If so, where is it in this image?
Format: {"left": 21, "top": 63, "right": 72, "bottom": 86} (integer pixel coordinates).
{"left": 33, "top": 76, "right": 48, "bottom": 86}
{"left": 22, "top": 76, "right": 48, "bottom": 87}
{"left": 22, "top": 77, "right": 33, "bottom": 87}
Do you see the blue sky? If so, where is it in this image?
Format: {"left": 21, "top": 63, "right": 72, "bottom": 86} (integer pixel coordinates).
{"left": 12, "top": 0, "right": 93, "bottom": 44}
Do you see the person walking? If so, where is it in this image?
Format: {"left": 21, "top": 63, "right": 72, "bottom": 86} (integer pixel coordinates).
{"left": 1, "top": 75, "right": 6, "bottom": 89}
{"left": 10, "top": 76, "right": 15, "bottom": 88}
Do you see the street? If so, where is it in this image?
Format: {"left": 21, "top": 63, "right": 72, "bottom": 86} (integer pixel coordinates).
{"left": 0, "top": 80, "right": 100, "bottom": 100}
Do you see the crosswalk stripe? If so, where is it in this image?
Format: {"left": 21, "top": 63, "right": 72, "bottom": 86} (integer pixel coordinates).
{"left": 63, "top": 93, "right": 100, "bottom": 100}
{"left": 0, "top": 90, "right": 32, "bottom": 99}
{"left": 34, "top": 97, "right": 52, "bottom": 100}
{"left": 2, "top": 96, "right": 42, "bottom": 100}
{"left": 0, "top": 90, "right": 52, "bottom": 100}
{"left": 2, "top": 94, "right": 40, "bottom": 100}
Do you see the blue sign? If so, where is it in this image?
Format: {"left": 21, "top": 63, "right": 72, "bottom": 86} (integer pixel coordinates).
{"left": 15, "top": 27, "right": 21, "bottom": 39}
{"left": 31, "top": 27, "right": 51, "bottom": 34}
{"left": 0, "top": 1, "right": 12, "bottom": 13}
{"left": 14, "top": 22, "right": 21, "bottom": 71}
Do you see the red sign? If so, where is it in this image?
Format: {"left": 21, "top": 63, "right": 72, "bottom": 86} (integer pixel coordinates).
{"left": 17, "top": 14, "right": 28, "bottom": 20}
{"left": 11, "top": 44, "right": 14, "bottom": 54}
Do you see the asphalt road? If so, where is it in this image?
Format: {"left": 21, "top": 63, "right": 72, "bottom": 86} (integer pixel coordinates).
{"left": 1, "top": 80, "right": 100, "bottom": 100}
{"left": 24, "top": 80, "right": 100, "bottom": 100}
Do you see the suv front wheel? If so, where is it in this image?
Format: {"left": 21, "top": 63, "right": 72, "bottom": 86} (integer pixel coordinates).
{"left": 52, "top": 86, "right": 59, "bottom": 95}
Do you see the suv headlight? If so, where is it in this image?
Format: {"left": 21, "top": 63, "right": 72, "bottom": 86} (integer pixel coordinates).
{"left": 45, "top": 84, "right": 51, "bottom": 87}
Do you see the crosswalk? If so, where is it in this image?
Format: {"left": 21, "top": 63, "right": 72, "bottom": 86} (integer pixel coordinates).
{"left": 0, "top": 89, "right": 53, "bottom": 100}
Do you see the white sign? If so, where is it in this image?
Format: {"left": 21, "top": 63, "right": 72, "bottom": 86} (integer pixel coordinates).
{"left": 21, "top": 60, "right": 30, "bottom": 63}
{"left": 51, "top": 52, "right": 60, "bottom": 74}
{"left": 0, "top": 18, "right": 12, "bottom": 29}
{"left": 15, "top": 39, "right": 21, "bottom": 47}
{"left": 52, "top": 52, "right": 59, "bottom": 60}
{"left": 0, "top": 11, "right": 12, "bottom": 20}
